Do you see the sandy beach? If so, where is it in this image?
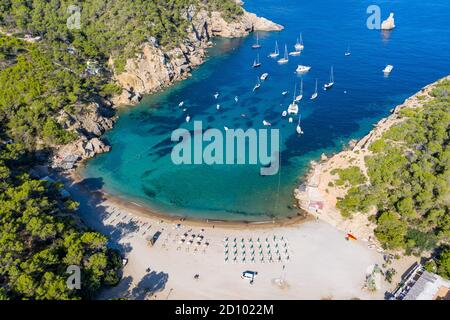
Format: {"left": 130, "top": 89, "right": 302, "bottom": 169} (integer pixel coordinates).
{"left": 58, "top": 79, "right": 448, "bottom": 301}
{"left": 64, "top": 172, "right": 397, "bottom": 300}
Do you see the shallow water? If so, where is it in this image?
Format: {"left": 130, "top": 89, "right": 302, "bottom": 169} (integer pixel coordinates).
{"left": 83, "top": 0, "right": 450, "bottom": 221}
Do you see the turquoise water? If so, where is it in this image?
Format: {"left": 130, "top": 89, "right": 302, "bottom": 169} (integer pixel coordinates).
{"left": 83, "top": 0, "right": 450, "bottom": 221}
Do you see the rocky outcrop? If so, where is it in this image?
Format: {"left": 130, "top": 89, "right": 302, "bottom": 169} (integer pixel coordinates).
{"left": 52, "top": 102, "right": 116, "bottom": 170}
{"left": 112, "top": 6, "right": 283, "bottom": 105}
{"left": 381, "top": 13, "right": 395, "bottom": 30}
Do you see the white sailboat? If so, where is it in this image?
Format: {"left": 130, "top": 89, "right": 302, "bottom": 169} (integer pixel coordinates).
{"left": 252, "top": 52, "right": 261, "bottom": 68}
{"left": 296, "top": 115, "right": 304, "bottom": 135}
{"left": 345, "top": 45, "right": 351, "bottom": 56}
{"left": 277, "top": 45, "right": 289, "bottom": 64}
{"left": 185, "top": 115, "right": 191, "bottom": 123}
{"left": 287, "top": 84, "right": 299, "bottom": 115}
{"left": 253, "top": 77, "right": 261, "bottom": 92}
{"left": 294, "top": 33, "right": 304, "bottom": 51}
{"left": 289, "top": 41, "right": 301, "bottom": 56}
{"left": 252, "top": 33, "right": 261, "bottom": 49}
{"left": 269, "top": 41, "right": 279, "bottom": 58}
{"left": 310, "top": 79, "right": 318, "bottom": 100}
{"left": 324, "top": 66, "right": 334, "bottom": 90}
{"left": 295, "top": 79, "right": 303, "bottom": 101}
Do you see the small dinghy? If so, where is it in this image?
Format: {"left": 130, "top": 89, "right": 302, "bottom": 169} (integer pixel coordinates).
{"left": 216, "top": 104, "right": 220, "bottom": 110}
{"left": 260, "top": 73, "right": 269, "bottom": 81}
{"left": 288, "top": 117, "right": 293, "bottom": 123}
{"left": 179, "top": 101, "right": 184, "bottom": 107}
{"left": 383, "top": 64, "right": 394, "bottom": 74}
{"left": 296, "top": 65, "right": 311, "bottom": 73}
{"left": 262, "top": 120, "right": 271, "bottom": 126}
{"left": 214, "top": 92, "right": 219, "bottom": 99}
{"left": 282, "top": 110, "right": 287, "bottom": 117}
{"left": 185, "top": 115, "right": 191, "bottom": 123}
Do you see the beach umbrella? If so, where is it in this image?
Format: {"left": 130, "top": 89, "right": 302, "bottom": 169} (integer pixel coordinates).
{"left": 225, "top": 243, "right": 228, "bottom": 248}
{"left": 233, "top": 238, "right": 237, "bottom": 242}
{"left": 286, "top": 255, "right": 290, "bottom": 261}
{"left": 225, "top": 256, "right": 229, "bottom": 262}
{"left": 275, "top": 243, "right": 279, "bottom": 248}
{"left": 233, "top": 243, "right": 237, "bottom": 248}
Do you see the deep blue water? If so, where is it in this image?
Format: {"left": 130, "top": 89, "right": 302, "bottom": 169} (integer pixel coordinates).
{"left": 83, "top": 0, "right": 450, "bottom": 221}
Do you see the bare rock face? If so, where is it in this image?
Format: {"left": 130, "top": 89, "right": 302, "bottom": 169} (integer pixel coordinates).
{"left": 113, "top": 7, "right": 283, "bottom": 104}
{"left": 381, "top": 13, "right": 395, "bottom": 30}
{"left": 52, "top": 102, "right": 115, "bottom": 169}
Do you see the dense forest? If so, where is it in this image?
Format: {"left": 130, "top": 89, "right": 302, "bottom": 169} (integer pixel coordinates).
{"left": 334, "top": 79, "right": 450, "bottom": 278}
{"left": 0, "top": 0, "right": 243, "bottom": 300}
{"left": 0, "top": 0, "right": 243, "bottom": 71}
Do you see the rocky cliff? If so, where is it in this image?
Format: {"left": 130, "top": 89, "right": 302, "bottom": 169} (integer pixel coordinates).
{"left": 112, "top": 6, "right": 283, "bottom": 105}
{"left": 52, "top": 102, "right": 116, "bottom": 170}
{"left": 52, "top": 5, "right": 282, "bottom": 170}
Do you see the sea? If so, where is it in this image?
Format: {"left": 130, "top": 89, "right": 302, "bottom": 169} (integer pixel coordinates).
{"left": 82, "top": 0, "right": 450, "bottom": 221}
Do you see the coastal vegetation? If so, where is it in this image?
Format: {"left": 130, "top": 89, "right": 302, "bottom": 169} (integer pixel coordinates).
{"left": 0, "top": 0, "right": 245, "bottom": 300}
{"left": 335, "top": 79, "right": 450, "bottom": 263}
{"left": 0, "top": 0, "right": 243, "bottom": 72}
{"left": 0, "top": 143, "right": 122, "bottom": 299}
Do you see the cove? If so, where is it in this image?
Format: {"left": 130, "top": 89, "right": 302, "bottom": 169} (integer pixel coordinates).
{"left": 82, "top": 0, "right": 450, "bottom": 221}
